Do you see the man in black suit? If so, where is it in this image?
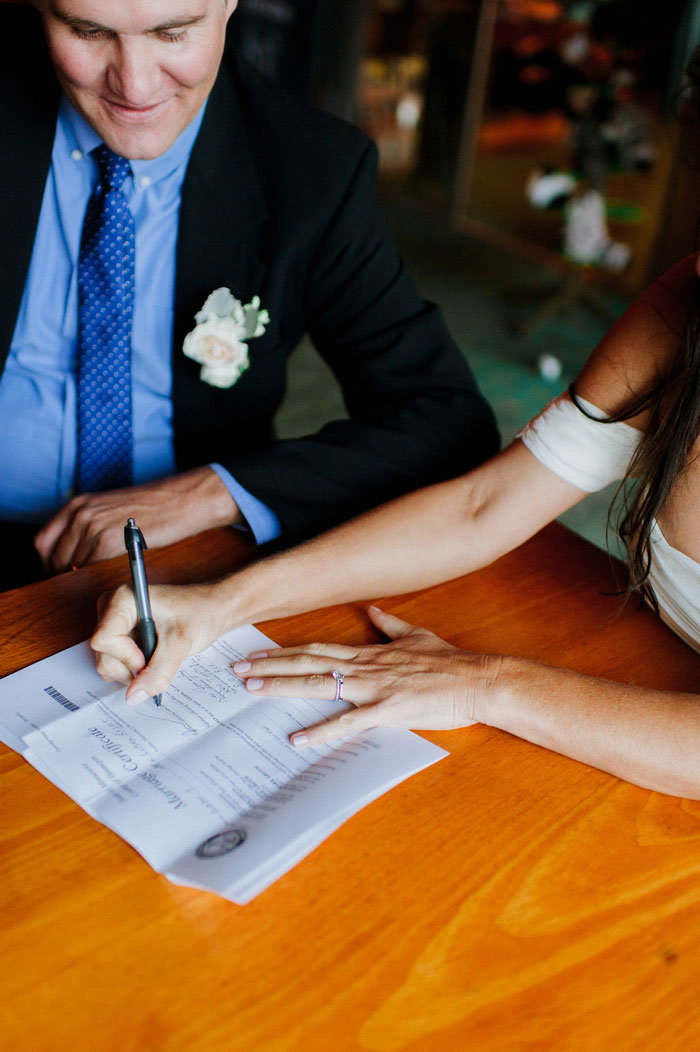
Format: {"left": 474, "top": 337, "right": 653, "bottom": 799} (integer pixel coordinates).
{"left": 0, "top": 0, "right": 498, "bottom": 589}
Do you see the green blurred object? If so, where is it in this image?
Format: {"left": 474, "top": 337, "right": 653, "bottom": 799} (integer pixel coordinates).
{"left": 606, "top": 200, "right": 644, "bottom": 223}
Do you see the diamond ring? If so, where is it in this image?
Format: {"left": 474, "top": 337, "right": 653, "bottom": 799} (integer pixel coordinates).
{"left": 331, "top": 669, "right": 345, "bottom": 702}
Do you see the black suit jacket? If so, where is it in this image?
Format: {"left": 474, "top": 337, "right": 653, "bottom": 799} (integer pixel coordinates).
{"left": 0, "top": 5, "right": 499, "bottom": 541}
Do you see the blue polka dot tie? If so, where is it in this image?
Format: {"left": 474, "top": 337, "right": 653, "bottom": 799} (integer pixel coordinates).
{"left": 76, "top": 145, "right": 135, "bottom": 493}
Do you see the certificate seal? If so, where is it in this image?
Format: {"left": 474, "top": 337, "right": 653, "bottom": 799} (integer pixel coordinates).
{"left": 196, "top": 828, "right": 247, "bottom": 858}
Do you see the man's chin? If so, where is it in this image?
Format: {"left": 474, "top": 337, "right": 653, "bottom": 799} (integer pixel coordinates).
{"left": 87, "top": 100, "right": 181, "bottom": 160}
{"left": 96, "top": 125, "right": 173, "bottom": 162}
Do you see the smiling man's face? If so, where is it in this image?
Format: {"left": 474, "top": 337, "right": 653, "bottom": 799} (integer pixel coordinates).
{"left": 38, "top": 0, "right": 236, "bottom": 159}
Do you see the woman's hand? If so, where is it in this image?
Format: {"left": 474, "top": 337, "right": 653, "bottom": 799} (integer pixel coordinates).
{"left": 232, "top": 606, "right": 503, "bottom": 747}
{"left": 90, "top": 581, "right": 231, "bottom": 703}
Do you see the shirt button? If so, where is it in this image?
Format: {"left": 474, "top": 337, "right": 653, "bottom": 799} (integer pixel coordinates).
{"left": 139, "top": 175, "right": 151, "bottom": 188}
{"left": 70, "top": 149, "right": 83, "bottom": 162}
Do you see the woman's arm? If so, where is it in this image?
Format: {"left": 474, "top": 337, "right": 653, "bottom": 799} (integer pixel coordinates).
{"left": 91, "top": 254, "right": 695, "bottom": 698}
{"left": 233, "top": 606, "right": 700, "bottom": 800}
{"left": 91, "top": 441, "right": 587, "bottom": 698}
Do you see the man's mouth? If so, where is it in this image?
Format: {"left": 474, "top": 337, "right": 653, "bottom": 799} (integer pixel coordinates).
{"left": 101, "top": 97, "right": 170, "bottom": 123}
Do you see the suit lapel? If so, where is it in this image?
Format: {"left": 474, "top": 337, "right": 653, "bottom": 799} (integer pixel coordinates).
{"left": 173, "top": 59, "right": 269, "bottom": 358}
{"left": 172, "top": 58, "right": 270, "bottom": 449}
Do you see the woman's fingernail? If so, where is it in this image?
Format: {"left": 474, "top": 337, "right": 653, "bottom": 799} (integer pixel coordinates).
{"left": 127, "top": 689, "right": 149, "bottom": 707}
{"left": 233, "top": 661, "right": 251, "bottom": 673}
{"left": 246, "top": 678, "right": 264, "bottom": 690}
{"left": 247, "top": 650, "right": 268, "bottom": 659}
{"left": 290, "top": 732, "right": 308, "bottom": 746}
{"left": 369, "top": 605, "right": 382, "bottom": 613}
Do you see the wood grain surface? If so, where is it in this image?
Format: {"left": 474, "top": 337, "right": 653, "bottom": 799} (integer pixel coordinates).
{"left": 1, "top": 523, "right": 699, "bottom": 1052}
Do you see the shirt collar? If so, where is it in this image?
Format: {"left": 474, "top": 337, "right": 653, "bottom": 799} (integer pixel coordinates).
{"left": 58, "top": 94, "right": 206, "bottom": 184}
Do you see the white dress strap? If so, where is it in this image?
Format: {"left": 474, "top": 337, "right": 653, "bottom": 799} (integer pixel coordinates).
{"left": 519, "top": 392, "right": 643, "bottom": 492}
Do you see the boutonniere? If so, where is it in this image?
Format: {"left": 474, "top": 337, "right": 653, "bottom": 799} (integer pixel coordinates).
{"left": 183, "top": 288, "right": 270, "bottom": 389}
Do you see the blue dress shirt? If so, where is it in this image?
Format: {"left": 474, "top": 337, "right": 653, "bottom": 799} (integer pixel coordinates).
{"left": 0, "top": 96, "right": 281, "bottom": 543}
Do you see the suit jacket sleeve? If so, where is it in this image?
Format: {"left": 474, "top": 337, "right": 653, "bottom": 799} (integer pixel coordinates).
{"left": 226, "top": 136, "right": 499, "bottom": 540}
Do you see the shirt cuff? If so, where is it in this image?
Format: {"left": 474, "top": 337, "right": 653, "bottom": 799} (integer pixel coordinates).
{"left": 208, "top": 463, "right": 282, "bottom": 545}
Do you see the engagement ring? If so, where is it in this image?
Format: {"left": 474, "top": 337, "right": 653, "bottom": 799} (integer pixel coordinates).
{"left": 332, "top": 669, "right": 345, "bottom": 702}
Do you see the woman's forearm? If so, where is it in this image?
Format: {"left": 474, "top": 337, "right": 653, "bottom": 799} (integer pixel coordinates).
{"left": 485, "top": 657, "right": 700, "bottom": 798}
{"left": 217, "top": 484, "right": 481, "bottom": 625}
{"left": 217, "top": 442, "right": 585, "bottom": 629}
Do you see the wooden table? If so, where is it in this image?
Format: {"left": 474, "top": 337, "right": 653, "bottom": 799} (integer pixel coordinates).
{"left": 2, "top": 523, "right": 700, "bottom": 1052}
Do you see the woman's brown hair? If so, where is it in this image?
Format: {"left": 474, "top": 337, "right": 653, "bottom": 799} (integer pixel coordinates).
{"left": 571, "top": 285, "right": 700, "bottom": 610}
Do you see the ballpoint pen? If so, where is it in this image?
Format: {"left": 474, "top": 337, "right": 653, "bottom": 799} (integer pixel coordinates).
{"left": 124, "top": 517, "right": 162, "bottom": 707}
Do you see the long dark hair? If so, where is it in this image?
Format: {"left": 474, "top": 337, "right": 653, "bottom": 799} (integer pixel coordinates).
{"left": 572, "top": 280, "right": 700, "bottom": 610}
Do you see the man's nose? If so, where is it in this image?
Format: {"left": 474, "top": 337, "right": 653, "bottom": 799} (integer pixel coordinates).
{"left": 106, "top": 38, "right": 160, "bottom": 105}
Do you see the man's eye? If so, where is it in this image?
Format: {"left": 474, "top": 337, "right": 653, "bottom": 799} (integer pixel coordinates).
{"left": 157, "top": 29, "right": 188, "bottom": 43}
{"left": 73, "top": 27, "right": 108, "bottom": 41}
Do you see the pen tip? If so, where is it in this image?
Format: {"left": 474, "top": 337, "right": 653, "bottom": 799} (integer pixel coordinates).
{"left": 154, "top": 694, "right": 162, "bottom": 707}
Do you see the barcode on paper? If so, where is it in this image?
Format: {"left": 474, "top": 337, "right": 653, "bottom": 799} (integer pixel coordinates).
{"left": 44, "top": 685, "right": 79, "bottom": 712}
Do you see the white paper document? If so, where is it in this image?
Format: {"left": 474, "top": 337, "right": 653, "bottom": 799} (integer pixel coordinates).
{"left": 0, "top": 625, "right": 447, "bottom": 903}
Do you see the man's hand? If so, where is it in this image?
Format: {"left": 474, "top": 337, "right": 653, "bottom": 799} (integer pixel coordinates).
{"left": 34, "top": 467, "right": 241, "bottom": 574}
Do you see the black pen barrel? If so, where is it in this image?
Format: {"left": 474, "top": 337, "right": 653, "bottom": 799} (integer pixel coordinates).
{"left": 138, "top": 616, "right": 158, "bottom": 664}
{"left": 128, "top": 552, "right": 153, "bottom": 619}
{"left": 124, "top": 518, "right": 161, "bottom": 707}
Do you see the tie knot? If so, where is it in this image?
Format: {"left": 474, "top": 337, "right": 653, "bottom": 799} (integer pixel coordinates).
{"left": 94, "top": 144, "right": 131, "bottom": 191}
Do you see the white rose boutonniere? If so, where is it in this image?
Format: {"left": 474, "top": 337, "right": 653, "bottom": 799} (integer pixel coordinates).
{"left": 183, "top": 287, "right": 270, "bottom": 389}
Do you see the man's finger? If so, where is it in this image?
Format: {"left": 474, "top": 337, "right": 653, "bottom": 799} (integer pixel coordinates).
{"left": 43, "top": 516, "right": 87, "bottom": 574}
{"left": 48, "top": 504, "right": 122, "bottom": 571}
{"left": 33, "top": 507, "right": 72, "bottom": 569}
{"left": 50, "top": 532, "right": 91, "bottom": 574}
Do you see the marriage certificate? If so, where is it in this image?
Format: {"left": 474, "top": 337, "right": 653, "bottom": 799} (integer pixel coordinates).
{"left": 0, "top": 625, "right": 446, "bottom": 903}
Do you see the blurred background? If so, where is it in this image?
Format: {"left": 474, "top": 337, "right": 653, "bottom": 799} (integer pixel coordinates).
{"left": 234, "top": 0, "right": 700, "bottom": 550}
